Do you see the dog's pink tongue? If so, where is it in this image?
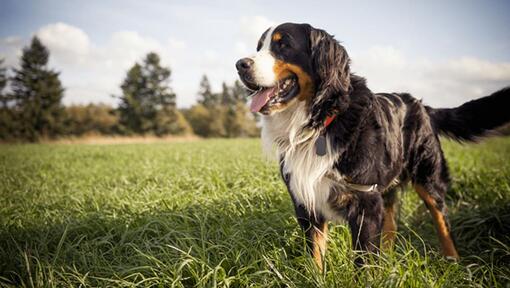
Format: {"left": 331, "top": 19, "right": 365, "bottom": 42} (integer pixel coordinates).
{"left": 250, "top": 87, "right": 276, "bottom": 112}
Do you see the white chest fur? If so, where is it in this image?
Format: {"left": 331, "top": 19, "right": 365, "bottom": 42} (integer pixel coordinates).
{"left": 261, "top": 103, "right": 346, "bottom": 221}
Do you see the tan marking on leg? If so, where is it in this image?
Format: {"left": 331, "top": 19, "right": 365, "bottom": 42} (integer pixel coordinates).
{"left": 311, "top": 222, "right": 328, "bottom": 271}
{"left": 382, "top": 204, "right": 397, "bottom": 250}
{"left": 415, "top": 185, "right": 459, "bottom": 260}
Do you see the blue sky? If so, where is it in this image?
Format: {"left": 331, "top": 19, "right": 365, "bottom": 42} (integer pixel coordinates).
{"left": 1, "top": 0, "right": 509, "bottom": 108}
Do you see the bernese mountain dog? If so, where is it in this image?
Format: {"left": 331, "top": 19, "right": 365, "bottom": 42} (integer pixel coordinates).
{"left": 236, "top": 22, "right": 510, "bottom": 270}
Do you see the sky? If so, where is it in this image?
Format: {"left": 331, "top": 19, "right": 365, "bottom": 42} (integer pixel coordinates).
{"left": 1, "top": 0, "right": 509, "bottom": 108}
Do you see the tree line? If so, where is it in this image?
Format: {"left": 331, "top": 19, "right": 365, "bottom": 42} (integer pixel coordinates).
{"left": 0, "top": 37, "right": 258, "bottom": 142}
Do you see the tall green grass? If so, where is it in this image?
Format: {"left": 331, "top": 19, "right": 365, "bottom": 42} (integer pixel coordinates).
{"left": 1, "top": 138, "right": 509, "bottom": 287}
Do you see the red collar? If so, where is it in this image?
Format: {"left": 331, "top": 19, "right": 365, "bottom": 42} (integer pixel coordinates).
{"left": 324, "top": 114, "right": 337, "bottom": 129}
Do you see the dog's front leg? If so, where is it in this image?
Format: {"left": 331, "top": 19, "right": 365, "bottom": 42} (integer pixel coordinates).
{"left": 346, "top": 192, "right": 384, "bottom": 266}
{"left": 294, "top": 203, "right": 328, "bottom": 271}
{"left": 280, "top": 161, "right": 328, "bottom": 270}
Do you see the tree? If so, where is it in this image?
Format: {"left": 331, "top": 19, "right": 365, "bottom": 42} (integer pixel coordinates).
{"left": 117, "top": 62, "right": 144, "bottom": 133}
{"left": 183, "top": 104, "right": 211, "bottom": 137}
{"left": 186, "top": 78, "right": 259, "bottom": 138}
{"left": 0, "top": 58, "right": 7, "bottom": 107}
{"left": 224, "top": 102, "right": 259, "bottom": 137}
{"left": 65, "top": 104, "right": 119, "bottom": 136}
{"left": 0, "top": 58, "right": 14, "bottom": 140}
{"left": 10, "top": 37, "right": 65, "bottom": 141}
{"left": 183, "top": 104, "right": 225, "bottom": 137}
{"left": 220, "top": 81, "right": 234, "bottom": 106}
{"left": 117, "top": 52, "right": 189, "bottom": 135}
{"left": 230, "top": 80, "right": 248, "bottom": 104}
{"left": 197, "top": 75, "right": 220, "bottom": 107}
{"left": 207, "top": 106, "right": 227, "bottom": 137}
{"left": 154, "top": 107, "right": 192, "bottom": 136}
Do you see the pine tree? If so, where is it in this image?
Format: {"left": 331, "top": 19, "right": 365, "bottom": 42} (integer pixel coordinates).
{"left": 231, "top": 79, "right": 259, "bottom": 122}
{"left": 10, "top": 37, "right": 65, "bottom": 141}
{"left": 197, "top": 75, "right": 219, "bottom": 107}
{"left": 0, "top": 58, "right": 7, "bottom": 107}
{"left": 231, "top": 80, "right": 248, "bottom": 104}
{"left": 154, "top": 107, "right": 192, "bottom": 136}
{"left": 187, "top": 78, "right": 259, "bottom": 138}
{"left": 0, "top": 58, "right": 14, "bottom": 140}
{"left": 183, "top": 104, "right": 211, "bottom": 137}
{"left": 224, "top": 101, "right": 259, "bottom": 137}
{"left": 118, "top": 52, "right": 187, "bottom": 135}
{"left": 220, "top": 81, "right": 234, "bottom": 106}
{"left": 117, "top": 62, "right": 145, "bottom": 133}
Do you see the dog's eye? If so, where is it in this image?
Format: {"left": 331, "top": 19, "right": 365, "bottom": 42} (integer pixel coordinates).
{"left": 278, "top": 40, "right": 288, "bottom": 50}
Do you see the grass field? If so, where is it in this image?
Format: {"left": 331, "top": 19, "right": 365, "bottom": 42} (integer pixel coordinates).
{"left": 1, "top": 138, "right": 509, "bottom": 287}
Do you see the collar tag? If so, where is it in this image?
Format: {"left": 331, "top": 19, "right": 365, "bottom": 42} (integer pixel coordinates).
{"left": 315, "top": 135, "right": 327, "bottom": 156}
{"left": 315, "top": 114, "right": 337, "bottom": 156}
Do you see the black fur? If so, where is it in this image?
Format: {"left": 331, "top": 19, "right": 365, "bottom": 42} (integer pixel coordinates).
{"left": 308, "top": 27, "right": 352, "bottom": 129}
{"left": 237, "top": 22, "right": 510, "bottom": 266}
{"left": 427, "top": 87, "right": 510, "bottom": 141}
{"left": 280, "top": 162, "right": 327, "bottom": 256}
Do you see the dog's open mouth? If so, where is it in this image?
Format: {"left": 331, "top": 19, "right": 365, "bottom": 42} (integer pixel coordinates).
{"left": 249, "top": 75, "right": 299, "bottom": 113}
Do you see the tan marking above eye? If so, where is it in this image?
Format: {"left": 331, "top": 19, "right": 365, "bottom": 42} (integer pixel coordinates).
{"left": 272, "top": 32, "right": 282, "bottom": 41}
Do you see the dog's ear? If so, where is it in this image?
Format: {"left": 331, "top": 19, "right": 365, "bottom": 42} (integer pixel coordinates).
{"left": 308, "top": 28, "right": 351, "bottom": 128}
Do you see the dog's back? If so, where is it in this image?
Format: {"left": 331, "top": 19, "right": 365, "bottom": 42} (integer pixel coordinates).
{"left": 237, "top": 22, "right": 510, "bottom": 269}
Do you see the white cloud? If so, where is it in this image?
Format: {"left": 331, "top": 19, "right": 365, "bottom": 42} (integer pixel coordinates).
{"left": 0, "top": 23, "right": 190, "bottom": 106}
{"left": 36, "top": 22, "right": 91, "bottom": 65}
{"left": 0, "top": 36, "right": 23, "bottom": 67}
{"left": 439, "top": 57, "right": 510, "bottom": 81}
{"left": 351, "top": 46, "right": 510, "bottom": 108}
{"left": 236, "top": 16, "right": 275, "bottom": 57}
{"left": 2, "top": 20, "right": 508, "bottom": 109}
{"left": 239, "top": 16, "right": 275, "bottom": 44}
{"left": 167, "top": 38, "right": 186, "bottom": 50}
{"left": 235, "top": 41, "right": 248, "bottom": 55}
{"left": 0, "top": 18, "right": 279, "bottom": 108}
{"left": 179, "top": 16, "right": 277, "bottom": 99}
{"left": 2, "top": 36, "right": 23, "bottom": 46}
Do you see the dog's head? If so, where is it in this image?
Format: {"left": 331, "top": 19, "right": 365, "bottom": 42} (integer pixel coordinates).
{"left": 236, "top": 22, "right": 351, "bottom": 127}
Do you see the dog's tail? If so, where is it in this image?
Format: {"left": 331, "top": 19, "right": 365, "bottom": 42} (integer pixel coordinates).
{"left": 427, "top": 87, "right": 510, "bottom": 141}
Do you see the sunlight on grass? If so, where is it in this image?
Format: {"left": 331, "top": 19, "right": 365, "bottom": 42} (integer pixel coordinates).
{"left": 1, "top": 138, "right": 509, "bottom": 287}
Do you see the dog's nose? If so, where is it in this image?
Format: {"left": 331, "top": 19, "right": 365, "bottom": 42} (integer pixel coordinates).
{"left": 236, "top": 58, "right": 254, "bottom": 72}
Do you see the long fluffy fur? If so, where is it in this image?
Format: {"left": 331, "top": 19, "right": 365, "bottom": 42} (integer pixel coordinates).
{"left": 262, "top": 101, "right": 346, "bottom": 219}
{"left": 308, "top": 28, "right": 351, "bottom": 129}
{"left": 427, "top": 87, "right": 510, "bottom": 141}
{"left": 239, "top": 22, "right": 510, "bottom": 264}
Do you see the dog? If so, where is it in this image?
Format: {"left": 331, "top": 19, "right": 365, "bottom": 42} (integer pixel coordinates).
{"left": 236, "top": 22, "right": 510, "bottom": 270}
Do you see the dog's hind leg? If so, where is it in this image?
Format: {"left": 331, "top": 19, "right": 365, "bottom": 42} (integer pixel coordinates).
{"left": 382, "top": 188, "right": 398, "bottom": 251}
{"left": 409, "top": 131, "right": 459, "bottom": 260}
{"left": 415, "top": 184, "right": 459, "bottom": 260}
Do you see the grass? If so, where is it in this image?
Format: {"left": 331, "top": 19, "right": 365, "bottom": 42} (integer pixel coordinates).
{"left": 0, "top": 137, "right": 509, "bottom": 287}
